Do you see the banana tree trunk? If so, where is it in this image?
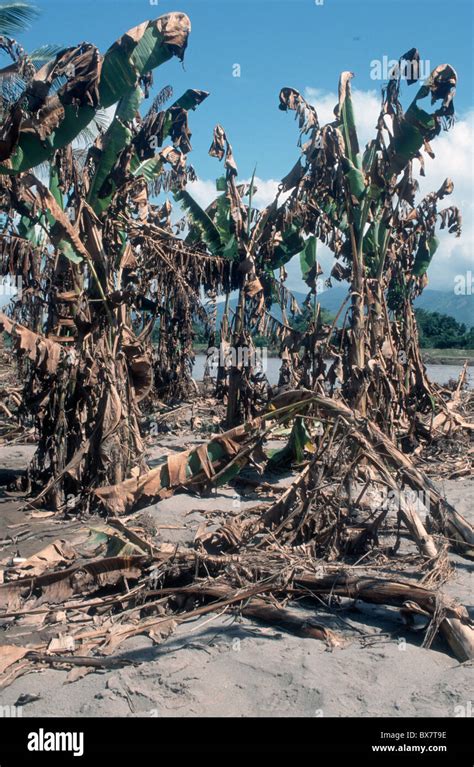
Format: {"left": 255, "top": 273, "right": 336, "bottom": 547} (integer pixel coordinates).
{"left": 345, "top": 224, "right": 367, "bottom": 415}
{"left": 226, "top": 287, "right": 245, "bottom": 427}
{"left": 26, "top": 327, "right": 148, "bottom": 511}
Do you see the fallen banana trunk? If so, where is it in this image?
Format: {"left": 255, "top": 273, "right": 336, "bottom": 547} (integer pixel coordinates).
{"left": 142, "top": 582, "right": 343, "bottom": 647}
{"left": 92, "top": 394, "right": 331, "bottom": 516}
{"left": 291, "top": 573, "right": 474, "bottom": 663}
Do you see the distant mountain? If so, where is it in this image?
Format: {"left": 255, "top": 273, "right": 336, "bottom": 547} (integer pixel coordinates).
{"left": 413, "top": 291, "right": 473, "bottom": 328}
{"left": 215, "top": 288, "right": 474, "bottom": 328}
{"left": 317, "top": 288, "right": 473, "bottom": 328}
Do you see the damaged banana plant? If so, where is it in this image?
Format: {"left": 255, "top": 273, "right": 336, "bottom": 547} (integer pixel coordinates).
{"left": 178, "top": 125, "right": 314, "bottom": 425}
{"left": 275, "top": 51, "right": 462, "bottom": 438}
{"left": 0, "top": 11, "right": 234, "bottom": 509}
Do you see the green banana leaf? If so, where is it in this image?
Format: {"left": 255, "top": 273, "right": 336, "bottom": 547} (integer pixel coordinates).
{"left": 17, "top": 215, "right": 38, "bottom": 245}
{"left": 174, "top": 188, "right": 224, "bottom": 256}
{"left": 271, "top": 223, "right": 305, "bottom": 269}
{"left": 413, "top": 235, "right": 439, "bottom": 276}
{"left": 99, "top": 16, "right": 189, "bottom": 108}
{"left": 212, "top": 190, "right": 233, "bottom": 243}
{"left": 388, "top": 105, "right": 434, "bottom": 176}
{"left": 387, "top": 65, "right": 457, "bottom": 177}
{"left": 268, "top": 416, "right": 313, "bottom": 467}
{"left": 300, "top": 235, "right": 316, "bottom": 286}
{"left": 87, "top": 85, "right": 142, "bottom": 214}
{"left": 131, "top": 154, "right": 163, "bottom": 182}
{"left": 222, "top": 233, "right": 238, "bottom": 260}
{"left": 48, "top": 164, "right": 64, "bottom": 209}
{"left": 337, "top": 72, "right": 361, "bottom": 170}
{"left": 342, "top": 157, "right": 366, "bottom": 201}
{"left": 363, "top": 220, "right": 388, "bottom": 276}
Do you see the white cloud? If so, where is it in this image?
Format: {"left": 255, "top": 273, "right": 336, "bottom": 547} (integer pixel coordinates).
{"left": 186, "top": 178, "right": 217, "bottom": 209}
{"left": 416, "top": 110, "right": 474, "bottom": 290}
{"left": 187, "top": 176, "right": 281, "bottom": 210}
{"left": 247, "top": 178, "right": 281, "bottom": 209}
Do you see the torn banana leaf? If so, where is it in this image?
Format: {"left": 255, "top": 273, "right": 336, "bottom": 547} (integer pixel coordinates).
{"left": 0, "top": 555, "right": 148, "bottom": 611}
{"left": 94, "top": 418, "right": 264, "bottom": 514}
{"left": 0, "top": 312, "right": 63, "bottom": 374}
{"left": 387, "top": 64, "right": 457, "bottom": 177}
{"left": 1, "top": 12, "right": 191, "bottom": 173}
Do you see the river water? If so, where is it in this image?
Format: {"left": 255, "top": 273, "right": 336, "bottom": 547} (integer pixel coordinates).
{"left": 192, "top": 354, "right": 474, "bottom": 388}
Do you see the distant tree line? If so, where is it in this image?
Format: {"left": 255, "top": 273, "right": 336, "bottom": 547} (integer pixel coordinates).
{"left": 415, "top": 309, "right": 474, "bottom": 349}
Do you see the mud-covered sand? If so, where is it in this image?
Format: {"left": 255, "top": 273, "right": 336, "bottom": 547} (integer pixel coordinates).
{"left": 0, "top": 443, "right": 472, "bottom": 718}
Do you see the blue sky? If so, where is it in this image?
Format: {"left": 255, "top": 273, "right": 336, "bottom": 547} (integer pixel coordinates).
{"left": 11, "top": 0, "right": 474, "bottom": 292}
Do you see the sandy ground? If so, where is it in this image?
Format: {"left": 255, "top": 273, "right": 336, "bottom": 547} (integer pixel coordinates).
{"left": 0, "top": 443, "right": 472, "bottom": 718}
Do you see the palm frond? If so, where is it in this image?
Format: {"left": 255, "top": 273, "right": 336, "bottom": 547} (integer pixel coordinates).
{"left": 29, "top": 43, "right": 64, "bottom": 66}
{"left": 0, "top": 2, "right": 39, "bottom": 36}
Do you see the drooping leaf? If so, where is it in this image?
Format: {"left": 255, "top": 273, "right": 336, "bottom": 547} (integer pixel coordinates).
{"left": 413, "top": 235, "right": 439, "bottom": 276}
{"left": 387, "top": 64, "right": 457, "bottom": 177}
{"left": 300, "top": 235, "right": 316, "bottom": 286}
{"left": 174, "top": 188, "right": 223, "bottom": 256}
